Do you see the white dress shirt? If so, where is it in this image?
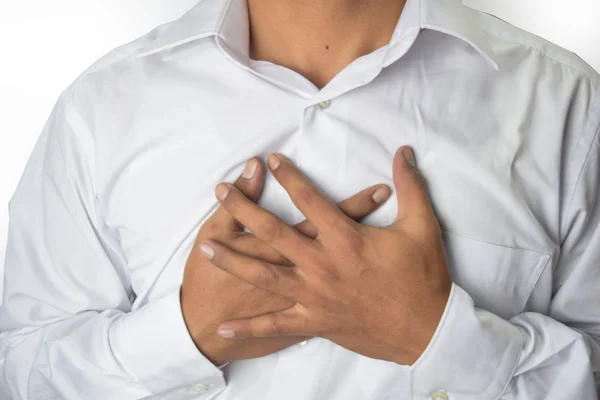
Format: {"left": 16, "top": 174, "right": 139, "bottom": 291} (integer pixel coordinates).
{"left": 2, "top": 0, "right": 600, "bottom": 398}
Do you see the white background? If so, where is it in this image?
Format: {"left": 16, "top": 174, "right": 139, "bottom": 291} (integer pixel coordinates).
{"left": 0, "top": 0, "right": 599, "bottom": 281}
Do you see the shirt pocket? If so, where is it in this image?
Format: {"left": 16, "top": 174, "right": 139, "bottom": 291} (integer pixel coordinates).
{"left": 441, "top": 231, "right": 551, "bottom": 320}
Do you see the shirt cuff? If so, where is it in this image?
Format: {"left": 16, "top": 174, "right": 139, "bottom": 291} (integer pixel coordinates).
{"left": 409, "top": 283, "right": 523, "bottom": 399}
{"left": 109, "top": 287, "right": 226, "bottom": 395}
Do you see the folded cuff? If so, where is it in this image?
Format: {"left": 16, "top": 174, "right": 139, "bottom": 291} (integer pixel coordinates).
{"left": 109, "top": 287, "right": 226, "bottom": 395}
{"left": 409, "top": 284, "right": 523, "bottom": 399}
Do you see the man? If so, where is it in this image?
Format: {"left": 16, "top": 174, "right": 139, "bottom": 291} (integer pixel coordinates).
{"left": 1, "top": 0, "right": 599, "bottom": 398}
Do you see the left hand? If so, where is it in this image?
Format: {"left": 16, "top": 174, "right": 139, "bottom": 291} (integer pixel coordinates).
{"left": 200, "top": 146, "right": 452, "bottom": 365}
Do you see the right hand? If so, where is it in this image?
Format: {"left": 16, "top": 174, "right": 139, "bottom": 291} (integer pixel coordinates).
{"left": 181, "top": 157, "right": 391, "bottom": 366}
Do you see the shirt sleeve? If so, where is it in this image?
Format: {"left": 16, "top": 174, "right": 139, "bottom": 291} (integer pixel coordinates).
{"left": 0, "top": 89, "right": 226, "bottom": 399}
{"left": 408, "top": 95, "right": 600, "bottom": 399}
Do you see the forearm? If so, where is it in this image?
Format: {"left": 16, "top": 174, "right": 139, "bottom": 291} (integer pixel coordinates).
{"left": 404, "top": 284, "right": 598, "bottom": 399}
{"left": 0, "top": 310, "right": 144, "bottom": 400}
{"left": 0, "top": 288, "right": 225, "bottom": 400}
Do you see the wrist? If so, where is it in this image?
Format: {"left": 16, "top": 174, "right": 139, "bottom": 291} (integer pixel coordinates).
{"left": 194, "top": 333, "right": 230, "bottom": 366}
{"left": 397, "top": 290, "right": 451, "bottom": 365}
{"left": 180, "top": 287, "right": 228, "bottom": 366}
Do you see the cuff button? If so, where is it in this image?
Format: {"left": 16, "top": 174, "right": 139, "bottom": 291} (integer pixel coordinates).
{"left": 431, "top": 390, "right": 449, "bottom": 400}
{"left": 191, "top": 383, "right": 213, "bottom": 393}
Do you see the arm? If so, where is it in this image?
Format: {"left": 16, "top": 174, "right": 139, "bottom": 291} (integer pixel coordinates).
{"left": 0, "top": 90, "right": 224, "bottom": 400}
{"left": 408, "top": 95, "right": 600, "bottom": 399}
{"left": 196, "top": 107, "right": 600, "bottom": 399}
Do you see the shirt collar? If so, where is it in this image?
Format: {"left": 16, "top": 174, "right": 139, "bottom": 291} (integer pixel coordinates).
{"left": 136, "top": 0, "right": 499, "bottom": 70}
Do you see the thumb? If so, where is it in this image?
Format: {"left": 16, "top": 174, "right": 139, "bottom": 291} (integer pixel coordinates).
{"left": 211, "top": 157, "right": 265, "bottom": 231}
{"left": 391, "top": 146, "right": 436, "bottom": 228}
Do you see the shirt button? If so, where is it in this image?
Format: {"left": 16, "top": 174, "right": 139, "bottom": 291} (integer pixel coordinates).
{"left": 191, "top": 383, "right": 212, "bottom": 393}
{"left": 430, "top": 390, "right": 449, "bottom": 400}
{"left": 315, "top": 100, "right": 331, "bottom": 110}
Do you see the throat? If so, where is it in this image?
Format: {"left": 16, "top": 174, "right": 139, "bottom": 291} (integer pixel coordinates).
{"left": 247, "top": 0, "right": 407, "bottom": 90}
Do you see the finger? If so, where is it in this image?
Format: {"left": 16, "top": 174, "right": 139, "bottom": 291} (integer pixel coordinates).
{"left": 215, "top": 182, "right": 318, "bottom": 262}
{"left": 391, "top": 146, "right": 437, "bottom": 228}
{"left": 230, "top": 234, "right": 293, "bottom": 266}
{"left": 216, "top": 305, "right": 307, "bottom": 339}
{"left": 210, "top": 158, "right": 265, "bottom": 232}
{"left": 294, "top": 184, "right": 391, "bottom": 238}
{"left": 199, "top": 239, "right": 304, "bottom": 299}
{"left": 266, "top": 154, "right": 354, "bottom": 240}
{"left": 232, "top": 184, "right": 391, "bottom": 262}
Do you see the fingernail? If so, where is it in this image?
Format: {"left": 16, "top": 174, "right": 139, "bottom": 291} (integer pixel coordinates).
{"left": 242, "top": 159, "right": 258, "bottom": 179}
{"left": 199, "top": 242, "right": 214, "bottom": 260}
{"left": 217, "top": 329, "right": 235, "bottom": 338}
{"left": 372, "top": 186, "right": 391, "bottom": 203}
{"left": 401, "top": 147, "right": 415, "bottom": 167}
{"left": 215, "top": 184, "right": 230, "bottom": 201}
{"left": 268, "top": 154, "right": 281, "bottom": 170}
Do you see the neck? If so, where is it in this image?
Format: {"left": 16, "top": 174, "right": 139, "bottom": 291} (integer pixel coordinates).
{"left": 247, "top": 0, "right": 406, "bottom": 89}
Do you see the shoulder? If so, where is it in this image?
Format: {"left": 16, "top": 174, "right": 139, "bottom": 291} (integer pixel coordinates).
{"left": 470, "top": 7, "right": 600, "bottom": 149}
{"left": 472, "top": 8, "right": 600, "bottom": 88}
{"left": 468, "top": 7, "right": 600, "bottom": 223}
{"left": 56, "top": 19, "right": 166, "bottom": 112}
{"left": 77, "top": 12, "right": 181, "bottom": 78}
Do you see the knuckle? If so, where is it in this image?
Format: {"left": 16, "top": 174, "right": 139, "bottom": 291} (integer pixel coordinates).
{"left": 320, "top": 266, "right": 341, "bottom": 282}
{"left": 256, "top": 265, "right": 280, "bottom": 288}
{"left": 266, "top": 318, "right": 283, "bottom": 336}
{"left": 295, "top": 184, "right": 317, "bottom": 206}
{"left": 284, "top": 268, "right": 303, "bottom": 293}
{"left": 336, "top": 225, "right": 365, "bottom": 255}
{"left": 258, "top": 215, "right": 283, "bottom": 242}
{"left": 294, "top": 234, "right": 312, "bottom": 253}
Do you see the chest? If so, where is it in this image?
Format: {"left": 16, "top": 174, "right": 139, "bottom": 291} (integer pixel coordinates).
{"left": 95, "top": 61, "right": 559, "bottom": 320}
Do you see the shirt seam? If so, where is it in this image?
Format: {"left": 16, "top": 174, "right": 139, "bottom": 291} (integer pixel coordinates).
{"left": 61, "top": 87, "right": 98, "bottom": 204}
{"left": 559, "top": 91, "right": 600, "bottom": 245}
{"left": 479, "top": 27, "right": 600, "bottom": 90}
{"left": 54, "top": 91, "right": 108, "bottom": 262}
{"left": 62, "top": 84, "right": 136, "bottom": 296}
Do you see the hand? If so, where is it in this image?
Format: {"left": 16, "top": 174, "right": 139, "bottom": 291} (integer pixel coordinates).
{"left": 181, "top": 157, "right": 392, "bottom": 366}
{"left": 200, "top": 147, "right": 452, "bottom": 366}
